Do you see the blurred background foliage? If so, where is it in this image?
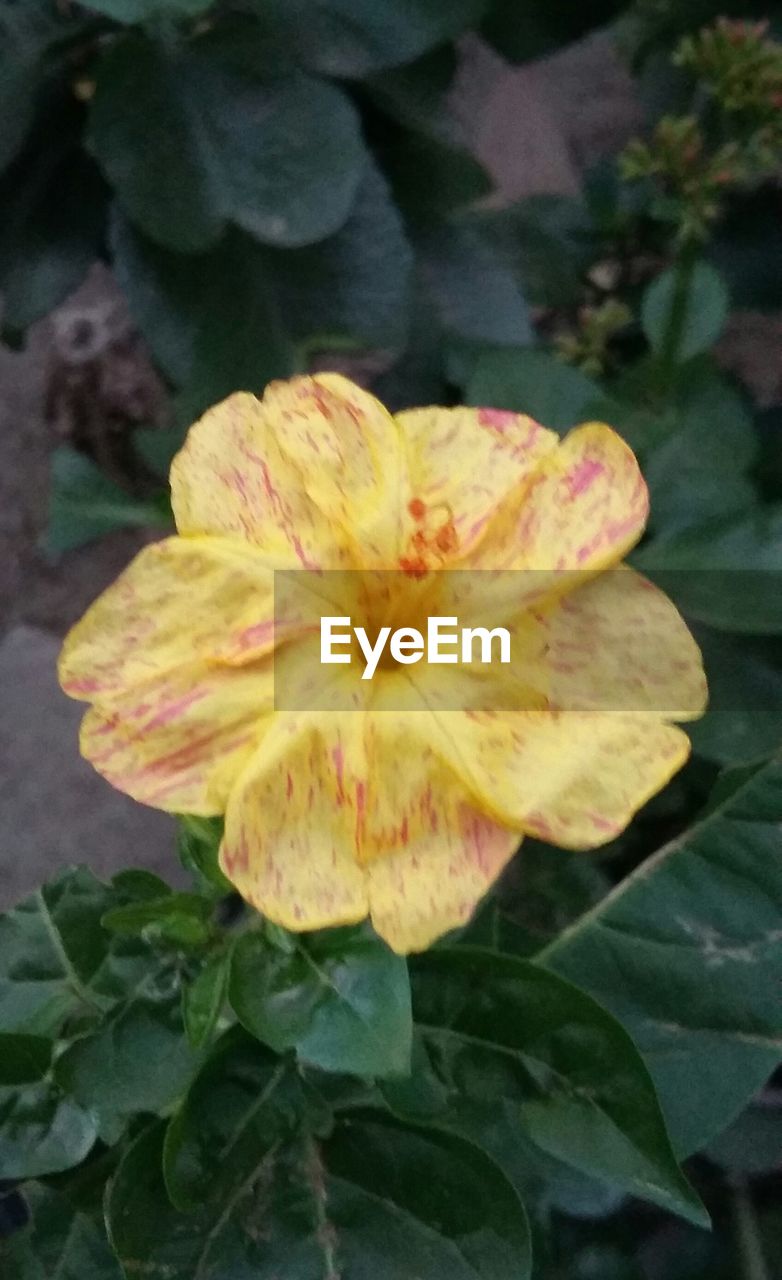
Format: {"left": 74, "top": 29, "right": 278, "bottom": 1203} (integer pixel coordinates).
{"left": 2, "top": 1, "right": 782, "bottom": 1277}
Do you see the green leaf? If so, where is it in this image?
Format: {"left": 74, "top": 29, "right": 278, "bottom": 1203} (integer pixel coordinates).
{"left": 0, "top": 122, "right": 106, "bottom": 334}
{"left": 641, "top": 372, "right": 758, "bottom": 538}
{"left": 404, "top": 948, "right": 707, "bottom": 1224}
{"left": 111, "top": 167, "right": 411, "bottom": 398}
{"left": 230, "top": 926, "right": 412, "bottom": 1078}
{"left": 56, "top": 994, "right": 202, "bottom": 1144}
{"left": 162, "top": 1030, "right": 302, "bottom": 1210}
{"left": 641, "top": 262, "right": 730, "bottom": 364}
{"left": 541, "top": 758, "right": 782, "bottom": 1156}
{"left": 112, "top": 1104, "right": 532, "bottom": 1278}
{"left": 419, "top": 223, "right": 532, "bottom": 349}
{"left": 466, "top": 348, "right": 599, "bottom": 430}
{"left": 475, "top": 194, "right": 594, "bottom": 308}
{"left": 0, "top": 1080, "right": 97, "bottom": 1179}
{"left": 0, "top": 868, "right": 121, "bottom": 1036}
{"left": 85, "top": 0, "right": 213, "bottom": 19}
{"left": 268, "top": 163, "right": 414, "bottom": 351}
{"left": 636, "top": 506, "right": 782, "bottom": 634}
{"left": 102, "top": 892, "right": 213, "bottom": 948}
{"left": 688, "top": 630, "right": 782, "bottom": 765}
{"left": 111, "top": 217, "right": 296, "bottom": 413}
{"left": 0, "top": 1182, "right": 121, "bottom": 1279}
{"left": 383, "top": 133, "right": 493, "bottom": 223}
{"left": 0, "top": 1033, "right": 51, "bottom": 1085}
{"left": 177, "top": 816, "right": 233, "bottom": 895}
{"left": 46, "top": 447, "right": 169, "bottom": 555}
{"left": 182, "top": 952, "right": 229, "bottom": 1049}
{"left": 89, "top": 35, "right": 366, "bottom": 253}
{"left": 252, "top": 0, "right": 489, "bottom": 77}
{"left": 0, "top": 1, "right": 80, "bottom": 176}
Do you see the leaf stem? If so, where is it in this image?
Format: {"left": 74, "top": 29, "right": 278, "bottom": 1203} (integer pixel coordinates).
{"left": 659, "top": 242, "right": 697, "bottom": 380}
{"left": 732, "top": 1180, "right": 770, "bottom": 1280}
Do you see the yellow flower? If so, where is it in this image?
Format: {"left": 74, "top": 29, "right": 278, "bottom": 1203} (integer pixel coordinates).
{"left": 59, "top": 374, "right": 706, "bottom": 953}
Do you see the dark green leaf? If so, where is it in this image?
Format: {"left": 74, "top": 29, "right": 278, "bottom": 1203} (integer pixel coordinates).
{"left": 383, "top": 133, "right": 493, "bottom": 223}
{"left": 0, "top": 868, "right": 120, "bottom": 1036}
{"left": 162, "top": 1030, "right": 302, "bottom": 1209}
{"left": 636, "top": 507, "right": 782, "bottom": 634}
{"left": 111, "top": 217, "right": 296, "bottom": 413}
{"left": 85, "top": 0, "right": 213, "bottom": 19}
{"left": 269, "top": 163, "right": 413, "bottom": 351}
{"left": 419, "top": 223, "right": 532, "bottom": 348}
{"left": 0, "top": 1182, "right": 121, "bottom": 1279}
{"left": 541, "top": 758, "right": 782, "bottom": 1156}
{"left": 177, "top": 816, "right": 232, "bottom": 896}
{"left": 46, "top": 447, "right": 170, "bottom": 555}
{"left": 112, "top": 1105, "right": 532, "bottom": 1278}
{"left": 688, "top": 630, "right": 782, "bottom": 765}
{"left": 642, "top": 262, "right": 730, "bottom": 364}
{"left": 252, "top": 0, "right": 489, "bottom": 77}
{"left": 466, "top": 348, "right": 599, "bottom": 430}
{"left": 89, "top": 35, "right": 366, "bottom": 253}
{"left": 182, "top": 952, "right": 229, "bottom": 1049}
{"left": 475, "top": 195, "right": 593, "bottom": 308}
{"left": 0, "top": 1081, "right": 96, "bottom": 1179}
{"left": 230, "top": 926, "right": 412, "bottom": 1078}
{"left": 0, "top": 1, "right": 80, "bottom": 176}
{"left": 56, "top": 994, "right": 202, "bottom": 1143}
{"left": 0, "top": 124, "right": 106, "bottom": 334}
{"left": 0, "top": 1033, "right": 51, "bottom": 1085}
{"left": 111, "top": 167, "right": 411, "bottom": 400}
{"left": 133, "top": 426, "right": 187, "bottom": 479}
{"left": 405, "top": 948, "right": 706, "bottom": 1224}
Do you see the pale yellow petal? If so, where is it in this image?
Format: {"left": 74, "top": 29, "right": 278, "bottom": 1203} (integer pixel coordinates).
{"left": 171, "top": 376, "right": 408, "bottom": 567}
{"left": 219, "top": 713, "right": 368, "bottom": 931}
{"left": 543, "top": 567, "right": 708, "bottom": 718}
{"left": 262, "top": 373, "right": 409, "bottom": 564}
{"left": 397, "top": 405, "right": 558, "bottom": 564}
{"left": 417, "top": 708, "right": 690, "bottom": 848}
{"left": 80, "top": 660, "right": 271, "bottom": 814}
{"left": 59, "top": 537, "right": 282, "bottom": 701}
{"left": 471, "top": 422, "right": 649, "bottom": 576}
{"left": 362, "top": 714, "right": 520, "bottom": 953}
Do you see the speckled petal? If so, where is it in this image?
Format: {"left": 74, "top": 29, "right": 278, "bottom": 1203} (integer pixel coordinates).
{"left": 172, "top": 375, "right": 408, "bottom": 567}
{"left": 363, "top": 715, "right": 520, "bottom": 953}
{"left": 59, "top": 537, "right": 282, "bottom": 701}
{"left": 80, "top": 660, "right": 272, "bottom": 814}
{"left": 219, "top": 713, "right": 368, "bottom": 931}
{"left": 471, "top": 422, "right": 649, "bottom": 574}
{"left": 397, "top": 406, "right": 559, "bottom": 564}
{"left": 544, "top": 567, "right": 708, "bottom": 718}
{"left": 419, "top": 708, "right": 691, "bottom": 848}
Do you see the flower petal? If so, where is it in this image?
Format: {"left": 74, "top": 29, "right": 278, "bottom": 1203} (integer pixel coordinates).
{"left": 219, "top": 713, "right": 368, "bottom": 931}
{"left": 80, "top": 661, "right": 271, "bottom": 813}
{"left": 418, "top": 708, "right": 691, "bottom": 849}
{"left": 171, "top": 375, "right": 407, "bottom": 566}
{"left": 397, "top": 406, "right": 558, "bottom": 562}
{"left": 544, "top": 567, "right": 708, "bottom": 718}
{"left": 59, "top": 537, "right": 282, "bottom": 701}
{"left": 362, "top": 715, "right": 520, "bottom": 953}
{"left": 471, "top": 422, "right": 649, "bottom": 573}
{"left": 263, "top": 374, "right": 409, "bottom": 564}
